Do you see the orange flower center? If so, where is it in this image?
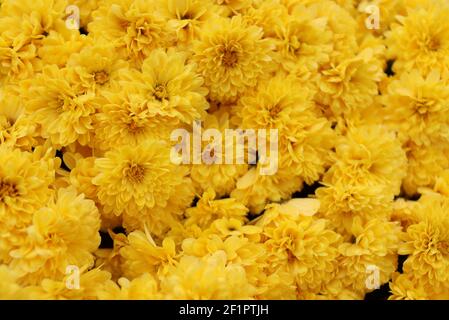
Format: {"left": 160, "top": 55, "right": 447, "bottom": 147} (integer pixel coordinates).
{"left": 125, "top": 163, "right": 146, "bottom": 184}
{"left": 221, "top": 48, "right": 239, "bottom": 68}
{"left": 0, "top": 180, "right": 19, "bottom": 202}
{"left": 94, "top": 70, "right": 109, "bottom": 85}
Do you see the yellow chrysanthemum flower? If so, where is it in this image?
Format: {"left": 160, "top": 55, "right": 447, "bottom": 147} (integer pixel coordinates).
{"left": 8, "top": 187, "right": 100, "bottom": 285}
{"left": 192, "top": 15, "right": 274, "bottom": 102}
{"left": 383, "top": 69, "right": 449, "bottom": 146}
{"left": 92, "top": 139, "right": 195, "bottom": 235}
{"left": 336, "top": 217, "right": 401, "bottom": 297}
{"left": 21, "top": 65, "right": 96, "bottom": 147}
{"left": 0, "top": 146, "right": 57, "bottom": 257}
{"left": 122, "top": 48, "right": 209, "bottom": 127}
{"left": 89, "top": 0, "right": 175, "bottom": 65}
{"left": 386, "top": 2, "right": 449, "bottom": 75}
{"left": 399, "top": 193, "right": 449, "bottom": 289}
{"left": 256, "top": 199, "right": 342, "bottom": 295}
{"left": 271, "top": 4, "right": 333, "bottom": 73}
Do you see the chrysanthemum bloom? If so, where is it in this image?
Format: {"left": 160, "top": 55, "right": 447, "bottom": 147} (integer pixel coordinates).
{"left": 192, "top": 15, "right": 274, "bottom": 102}
{"left": 37, "top": 31, "right": 88, "bottom": 68}
{"left": 316, "top": 48, "right": 384, "bottom": 117}
{"left": 120, "top": 230, "right": 177, "bottom": 279}
{"left": 0, "top": 0, "right": 72, "bottom": 42}
{"left": 271, "top": 4, "right": 333, "bottom": 73}
{"left": 92, "top": 139, "right": 195, "bottom": 235}
{"left": 0, "top": 0, "right": 79, "bottom": 79}
{"left": 190, "top": 111, "right": 248, "bottom": 197}
{"left": 233, "top": 75, "right": 318, "bottom": 136}
{"left": 160, "top": 251, "right": 257, "bottom": 299}
{"left": 335, "top": 217, "right": 401, "bottom": 298}
{"left": 21, "top": 65, "right": 96, "bottom": 147}
{"left": 0, "top": 147, "right": 57, "bottom": 263}
{"left": 386, "top": 2, "right": 449, "bottom": 75}
{"left": 382, "top": 69, "right": 449, "bottom": 146}
{"left": 307, "top": 0, "right": 358, "bottom": 56}
{"left": 389, "top": 273, "right": 429, "bottom": 300}
{"left": 89, "top": 0, "right": 175, "bottom": 65}
{"left": 8, "top": 187, "right": 100, "bottom": 285}
{"left": 316, "top": 125, "right": 407, "bottom": 231}
{"left": 402, "top": 141, "right": 449, "bottom": 196}
{"left": 121, "top": 48, "right": 209, "bottom": 129}
{"left": 256, "top": 199, "right": 342, "bottom": 295}
{"left": 67, "top": 42, "right": 129, "bottom": 92}
{"left": 399, "top": 193, "right": 449, "bottom": 292}
{"left": 93, "top": 88, "right": 164, "bottom": 151}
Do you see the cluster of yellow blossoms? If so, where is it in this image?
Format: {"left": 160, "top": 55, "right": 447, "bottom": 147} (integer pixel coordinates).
{"left": 1, "top": 0, "right": 449, "bottom": 300}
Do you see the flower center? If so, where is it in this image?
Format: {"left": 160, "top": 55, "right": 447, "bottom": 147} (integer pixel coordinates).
{"left": 414, "top": 98, "right": 435, "bottom": 115}
{"left": 125, "top": 163, "right": 146, "bottom": 184}
{"left": 427, "top": 38, "right": 441, "bottom": 52}
{"left": 269, "top": 104, "right": 282, "bottom": 118}
{"left": 153, "top": 84, "right": 168, "bottom": 101}
{"left": 221, "top": 48, "right": 239, "bottom": 68}
{"left": 94, "top": 70, "right": 109, "bottom": 85}
{"left": 0, "top": 180, "right": 19, "bottom": 202}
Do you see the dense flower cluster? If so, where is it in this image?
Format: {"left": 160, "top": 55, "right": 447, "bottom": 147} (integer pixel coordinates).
{"left": 1, "top": 0, "right": 449, "bottom": 300}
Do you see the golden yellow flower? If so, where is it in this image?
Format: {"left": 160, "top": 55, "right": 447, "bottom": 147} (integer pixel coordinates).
{"left": 386, "top": 2, "right": 449, "bottom": 75}
{"left": 67, "top": 42, "right": 129, "bottom": 92}
{"left": 389, "top": 273, "right": 430, "bottom": 300}
{"left": 316, "top": 48, "right": 384, "bottom": 117}
{"left": 21, "top": 65, "right": 96, "bottom": 147}
{"left": 89, "top": 0, "right": 175, "bottom": 65}
{"left": 382, "top": 69, "right": 449, "bottom": 146}
{"left": 92, "top": 139, "right": 194, "bottom": 235}
{"left": 272, "top": 4, "right": 333, "bottom": 73}
{"left": 336, "top": 217, "right": 401, "bottom": 296}
{"left": 257, "top": 200, "right": 342, "bottom": 294}
{"left": 399, "top": 193, "right": 449, "bottom": 288}
{"left": 403, "top": 141, "right": 449, "bottom": 196}
{"left": 0, "top": 146, "right": 56, "bottom": 247}
{"left": 192, "top": 15, "right": 274, "bottom": 102}
{"left": 123, "top": 48, "right": 209, "bottom": 126}
{"left": 8, "top": 187, "right": 100, "bottom": 285}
